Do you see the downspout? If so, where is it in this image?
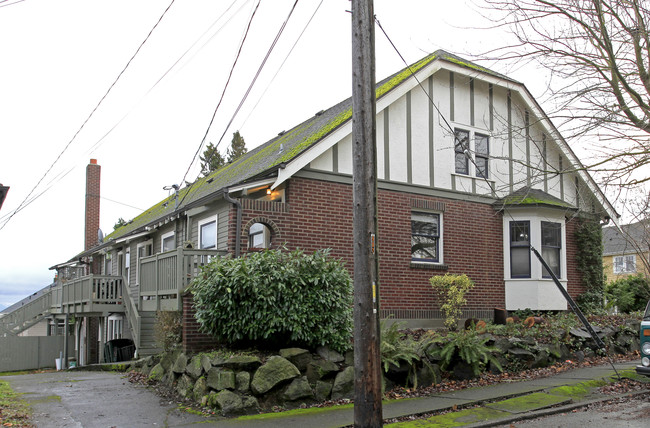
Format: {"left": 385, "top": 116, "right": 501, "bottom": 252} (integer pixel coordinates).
{"left": 224, "top": 189, "right": 242, "bottom": 258}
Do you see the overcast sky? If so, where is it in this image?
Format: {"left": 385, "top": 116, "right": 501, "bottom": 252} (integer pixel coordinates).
{"left": 0, "top": 0, "right": 546, "bottom": 309}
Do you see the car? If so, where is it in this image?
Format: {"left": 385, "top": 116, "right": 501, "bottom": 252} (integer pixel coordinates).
{"left": 636, "top": 299, "right": 650, "bottom": 376}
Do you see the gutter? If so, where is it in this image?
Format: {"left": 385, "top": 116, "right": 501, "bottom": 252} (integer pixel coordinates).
{"left": 224, "top": 189, "right": 242, "bottom": 258}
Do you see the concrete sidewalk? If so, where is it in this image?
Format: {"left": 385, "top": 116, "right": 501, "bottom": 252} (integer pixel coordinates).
{"left": 205, "top": 362, "right": 642, "bottom": 427}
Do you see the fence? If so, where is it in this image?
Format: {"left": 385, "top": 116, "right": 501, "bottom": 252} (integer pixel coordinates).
{"left": 0, "top": 336, "right": 75, "bottom": 372}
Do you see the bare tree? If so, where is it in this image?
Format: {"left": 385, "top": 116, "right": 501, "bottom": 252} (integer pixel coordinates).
{"left": 482, "top": 0, "right": 650, "bottom": 191}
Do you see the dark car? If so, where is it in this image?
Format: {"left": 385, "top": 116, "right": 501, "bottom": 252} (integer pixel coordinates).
{"left": 636, "top": 299, "right": 650, "bottom": 376}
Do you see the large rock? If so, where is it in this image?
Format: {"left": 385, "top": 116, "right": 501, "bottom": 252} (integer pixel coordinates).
{"left": 213, "top": 390, "right": 244, "bottom": 416}
{"left": 172, "top": 352, "right": 188, "bottom": 374}
{"left": 236, "top": 371, "right": 250, "bottom": 393}
{"left": 176, "top": 374, "right": 194, "bottom": 398}
{"left": 207, "top": 367, "right": 236, "bottom": 391}
{"left": 279, "top": 348, "right": 312, "bottom": 371}
{"left": 251, "top": 356, "right": 300, "bottom": 395}
{"left": 201, "top": 354, "right": 212, "bottom": 373}
{"left": 148, "top": 363, "right": 165, "bottom": 381}
{"left": 331, "top": 366, "right": 354, "bottom": 400}
{"left": 283, "top": 376, "right": 314, "bottom": 401}
{"left": 416, "top": 363, "right": 440, "bottom": 387}
{"left": 193, "top": 376, "right": 208, "bottom": 401}
{"left": 216, "top": 355, "right": 262, "bottom": 371}
{"left": 314, "top": 380, "right": 332, "bottom": 401}
{"left": 306, "top": 359, "right": 339, "bottom": 383}
{"left": 186, "top": 355, "right": 204, "bottom": 379}
{"left": 317, "top": 346, "right": 344, "bottom": 363}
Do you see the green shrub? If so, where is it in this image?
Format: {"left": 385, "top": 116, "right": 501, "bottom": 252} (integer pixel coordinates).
{"left": 191, "top": 249, "right": 353, "bottom": 353}
{"left": 380, "top": 320, "right": 436, "bottom": 388}
{"left": 154, "top": 310, "right": 182, "bottom": 351}
{"left": 429, "top": 329, "right": 502, "bottom": 377}
{"left": 430, "top": 274, "right": 475, "bottom": 330}
{"left": 575, "top": 219, "right": 605, "bottom": 311}
{"left": 606, "top": 274, "right": 650, "bottom": 313}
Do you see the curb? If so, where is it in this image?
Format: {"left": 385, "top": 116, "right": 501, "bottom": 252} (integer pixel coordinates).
{"left": 465, "top": 389, "right": 650, "bottom": 427}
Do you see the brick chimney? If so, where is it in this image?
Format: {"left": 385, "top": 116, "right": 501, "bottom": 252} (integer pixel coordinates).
{"left": 85, "top": 159, "right": 101, "bottom": 252}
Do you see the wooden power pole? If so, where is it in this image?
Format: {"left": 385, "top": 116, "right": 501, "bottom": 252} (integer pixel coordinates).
{"left": 351, "top": 0, "right": 383, "bottom": 426}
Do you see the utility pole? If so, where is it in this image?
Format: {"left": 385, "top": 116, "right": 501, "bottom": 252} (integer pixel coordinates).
{"left": 351, "top": 0, "right": 383, "bottom": 426}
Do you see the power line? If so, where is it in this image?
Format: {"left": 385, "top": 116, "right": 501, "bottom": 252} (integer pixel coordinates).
{"left": 0, "top": 0, "right": 177, "bottom": 232}
{"left": 0, "top": 0, "right": 25, "bottom": 9}
{"left": 177, "top": 0, "right": 302, "bottom": 209}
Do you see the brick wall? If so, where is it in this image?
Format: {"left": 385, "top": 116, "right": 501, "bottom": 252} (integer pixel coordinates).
{"left": 223, "top": 176, "right": 593, "bottom": 319}
{"left": 226, "top": 177, "right": 510, "bottom": 319}
{"left": 85, "top": 159, "right": 101, "bottom": 252}
{"left": 182, "top": 293, "right": 216, "bottom": 354}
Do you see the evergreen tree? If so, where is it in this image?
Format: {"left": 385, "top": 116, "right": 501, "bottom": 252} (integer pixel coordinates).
{"left": 227, "top": 131, "right": 247, "bottom": 164}
{"left": 199, "top": 142, "right": 226, "bottom": 177}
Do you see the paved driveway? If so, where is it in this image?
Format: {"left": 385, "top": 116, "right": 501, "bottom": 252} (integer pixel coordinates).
{"left": 3, "top": 370, "right": 208, "bottom": 428}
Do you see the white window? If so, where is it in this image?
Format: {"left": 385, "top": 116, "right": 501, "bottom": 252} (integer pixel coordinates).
{"left": 614, "top": 255, "right": 636, "bottom": 273}
{"left": 161, "top": 231, "right": 175, "bottom": 252}
{"left": 124, "top": 249, "right": 130, "bottom": 285}
{"left": 248, "top": 223, "right": 271, "bottom": 249}
{"left": 454, "top": 128, "right": 490, "bottom": 178}
{"left": 541, "top": 222, "right": 562, "bottom": 278}
{"left": 510, "top": 221, "right": 530, "bottom": 278}
{"left": 454, "top": 129, "right": 470, "bottom": 175}
{"left": 198, "top": 216, "right": 217, "bottom": 249}
{"left": 475, "top": 133, "right": 489, "bottom": 179}
{"left": 411, "top": 212, "right": 442, "bottom": 263}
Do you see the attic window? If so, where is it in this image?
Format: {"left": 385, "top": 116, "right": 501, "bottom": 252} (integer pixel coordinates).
{"left": 454, "top": 129, "right": 469, "bottom": 175}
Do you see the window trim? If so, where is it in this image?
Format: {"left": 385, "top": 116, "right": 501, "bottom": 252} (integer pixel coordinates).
{"left": 198, "top": 215, "right": 218, "bottom": 250}
{"left": 248, "top": 222, "right": 271, "bottom": 250}
{"left": 614, "top": 255, "right": 636, "bottom": 274}
{"left": 475, "top": 132, "right": 490, "bottom": 179}
{"left": 454, "top": 128, "right": 470, "bottom": 175}
{"left": 161, "top": 231, "right": 175, "bottom": 253}
{"left": 510, "top": 220, "right": 531, "bottom": 278}
{"left": 410, "top": 211, "right": 443, "bottom": 264}
{"left": 541, "top": 221, "right": 562, "bottom": 278}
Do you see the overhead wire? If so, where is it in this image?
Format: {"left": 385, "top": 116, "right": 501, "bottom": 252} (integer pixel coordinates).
{"left": 0, "top": 0, "right": 177, "bottom": 232}
{"left": 176, "top": 0, "right": 301, "bottom": 209}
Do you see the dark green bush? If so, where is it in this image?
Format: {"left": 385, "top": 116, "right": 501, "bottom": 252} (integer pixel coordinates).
{"left": 191, "top": 249, "right": 353, "bottom": 353}
{"left": 605, "top": 274, "right": 650, "bottom": 313}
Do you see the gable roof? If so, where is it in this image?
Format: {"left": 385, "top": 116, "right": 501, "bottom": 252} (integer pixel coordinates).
{"left": 603, "top": 220, "right": 650, "bottom": 256}
{"left": 99, "top": 49, "right": 614, "bottom": 249}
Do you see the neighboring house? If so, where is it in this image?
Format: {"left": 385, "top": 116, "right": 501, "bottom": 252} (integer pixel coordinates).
{"left": 1, "top": 50, "right": 619, "bottom": 362}
{"left": 603, "top": 220, "right": 650, "bottom": 280}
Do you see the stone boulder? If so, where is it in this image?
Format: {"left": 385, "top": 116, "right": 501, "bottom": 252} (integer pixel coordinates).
{"left": 148, "top": 363, "right": 165, "bottom": 381}
{"left": 172, "top": 352, "right": 188, "bottom": 374}
{"left": 317, "top": 346, "right": 344, "bottom": 363}
{"left": 176, "top": 374, "right": 193, "bottom": 398}
{"left": 331, "top": 366, "right": 354, "bottom": 400}
{"left": 251, "top": 356, "right": 300, "bottom": 395}
{"left": 306, "top": 359, "right": 339, "bottom": 383}
{"left": 216, "top": 355, "right": 262, "bottom": 371}
{"left": 207, "top": 367, "right": 236, "bottom": 391}
{"left": 193, "top": 376, "right": 208, "bottom": 401}
{"left": 283, "top": 376, "right": 314, "bottom": 401}
{"left": 186, "top": 355, "right": 204, "bottom": 379}
{"left": 279, "top": 348, "right": 312, "bottom": 371}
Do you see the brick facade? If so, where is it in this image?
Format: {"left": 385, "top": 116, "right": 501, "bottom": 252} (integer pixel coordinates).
{"left": 220, "top": 176, "right": 590, "bottom": 320}
{"left": 182, "top": 293, "right": 216, "bottom": 354}
{"left": 85, "top": 159, "right": 101, "bottom": 274}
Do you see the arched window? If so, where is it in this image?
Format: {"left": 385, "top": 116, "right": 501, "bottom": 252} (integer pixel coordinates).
{"left": 248, "top": 223, "right": 271, "bottom": 249}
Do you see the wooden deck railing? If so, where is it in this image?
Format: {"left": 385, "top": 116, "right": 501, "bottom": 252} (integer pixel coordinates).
{"left": 0, "top": 287, "right": 54, "bottom": 335}
{"left": 139, "top": 248, "right": 226, "bottom": 311}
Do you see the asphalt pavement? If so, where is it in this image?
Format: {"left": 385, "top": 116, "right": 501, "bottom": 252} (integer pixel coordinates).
{"left": 3, "top": 361, "right": 645, "bottom": 427}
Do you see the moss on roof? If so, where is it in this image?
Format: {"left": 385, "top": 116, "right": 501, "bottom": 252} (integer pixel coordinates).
{"left": 494, "top": 187, "right": 576, "bottom": 210}
{"left": 105, "top": 50, "right": 511, "bottom": 243}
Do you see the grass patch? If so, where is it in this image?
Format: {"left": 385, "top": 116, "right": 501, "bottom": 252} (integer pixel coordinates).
{"left": 0, "top": 379, "right": 33, "bottom": 427}
{"left": 235, "top": 402, "right": 354, "bottom": 421}
{"left": 386, "top": 406, "right": 507, "bottom": 427}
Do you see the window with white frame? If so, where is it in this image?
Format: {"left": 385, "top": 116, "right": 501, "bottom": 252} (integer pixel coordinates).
{"left": 198, "top": 216, "right": 217, "bottom": 249}
{"left": 510, "top": 221, "right": 531, "bottom": 278}
{"left": 541, "top": 222, "right": 561, "bottom": 278}
{"left": 124, "top": 249, "right": 130, "bottom": 285}
{"left": 411, "top": 212, "right": 442, "bottom": 263}
{"left": 454, "top": 129, "right": 470, "bottom": 175}
{"left": 614, "top": 255, "right": 636, "bottom": 273}
{"left": 161, "top": 231, "right": 175, "bottom": 252}
{"left": 248, "top": 223, "right": 271, "bottom": 249}
{"left": 475, "top": 133, "right": 489, "bottom": 179}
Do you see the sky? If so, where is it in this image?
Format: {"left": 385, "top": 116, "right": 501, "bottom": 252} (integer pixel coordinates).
{"left": 0, "top": 0, "right": 550, "bottom": 310}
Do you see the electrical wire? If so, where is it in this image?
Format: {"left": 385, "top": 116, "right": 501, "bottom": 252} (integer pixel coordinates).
{"left": 0, "top": 0, "right": 177, "bottom": 232}
{"left": 176, "top": 0, "right": 301, "bottom": 209}
{"left": 0, "top": 0, "right": 25, "bottom": 9}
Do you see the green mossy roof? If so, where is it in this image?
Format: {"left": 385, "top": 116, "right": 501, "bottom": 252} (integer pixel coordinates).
{"left": 105, "top": 50, "right": 511, "bottom": 243}
{"left": 494, "top": 187, "right": 576, "bottom": 210}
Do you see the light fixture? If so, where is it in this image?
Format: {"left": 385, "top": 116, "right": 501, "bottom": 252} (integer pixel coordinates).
{"left": 266, "top": 188, "right": 272, "bottom": 195}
